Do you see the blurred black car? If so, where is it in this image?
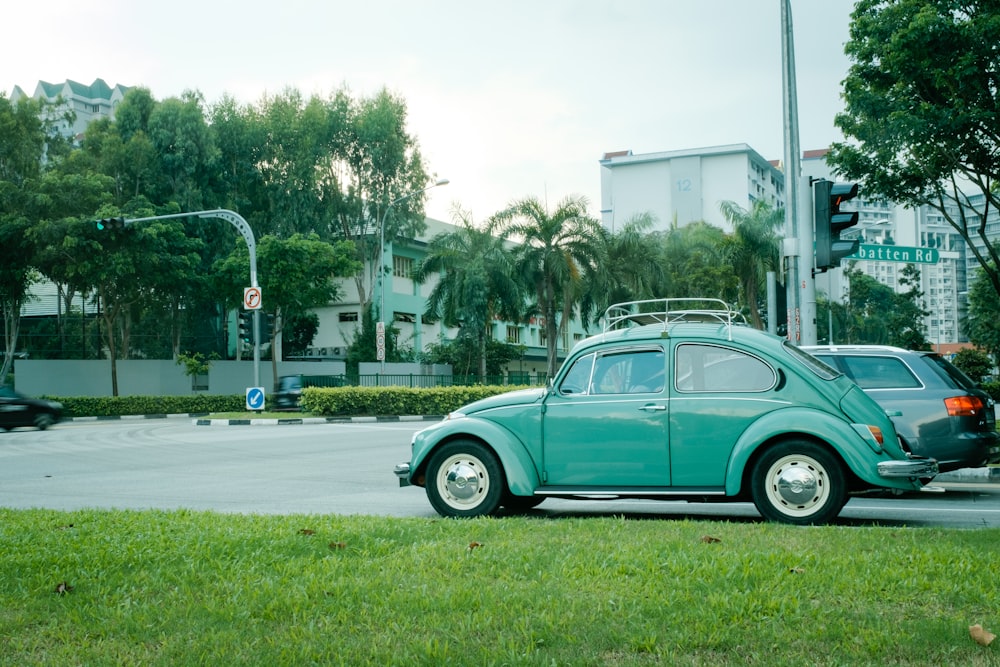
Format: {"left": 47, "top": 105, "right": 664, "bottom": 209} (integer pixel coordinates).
{"left": 0, "top": 386, "right": 63, "bottom": 431}
{"left": 804, "top": 345, "right": 999, "bottom": 473}
{"left": 273, "top": 375, "right": 304, "bottom": 411}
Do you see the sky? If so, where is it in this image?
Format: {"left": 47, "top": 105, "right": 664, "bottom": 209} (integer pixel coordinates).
{"left": 5, "top": 0, "right": 858, "bottom": 224}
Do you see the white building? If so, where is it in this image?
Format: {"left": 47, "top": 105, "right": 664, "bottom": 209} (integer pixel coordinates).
{"left": 599, "top": 144, "right": 786, "bottom": 233}
{"left": 10, "top": 78, "right": 130, "bottom": 141}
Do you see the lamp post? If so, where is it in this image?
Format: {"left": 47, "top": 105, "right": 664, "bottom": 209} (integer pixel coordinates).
{"left": 378, "top": 178, "right": 449, "bottom": 374}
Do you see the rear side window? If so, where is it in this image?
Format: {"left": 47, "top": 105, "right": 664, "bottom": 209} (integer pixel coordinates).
{"left": 837, "top": 355, "right": 922, "bottom": 390}
{"left": 922, "top": 354, "right": 977, "bottom": 390}
{"left": 675, "top": 343, "right": 775, "bottom": 392}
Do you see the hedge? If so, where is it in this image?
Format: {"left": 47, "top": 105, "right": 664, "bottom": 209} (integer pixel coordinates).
{"left": 45, "top": 394, "right": 246, "bottom": 418}
{"left": 302, "top": 385, "right": 533, "bottom": 417}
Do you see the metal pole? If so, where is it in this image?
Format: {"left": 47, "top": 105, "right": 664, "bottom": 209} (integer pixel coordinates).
{"left": 123, "top": 209, "right": 260, "bottom": 386}
{"left": 781, "top": 0, "right": 808, "bottom": 344}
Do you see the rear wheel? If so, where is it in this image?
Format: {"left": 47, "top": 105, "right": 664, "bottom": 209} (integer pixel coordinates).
{"left": 34, "top": 413, "right": 54, "bottom": 431}
{"left": 751, "top": 441, "right": 846, "bottom": 525}
{"left": 425, "top": 441, "right": 504, "bottom": 518}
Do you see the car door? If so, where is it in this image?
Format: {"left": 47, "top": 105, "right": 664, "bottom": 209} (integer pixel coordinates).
{"left": 541, "top": 346, "right": 670, "bottom": 487}
{"left": 669, "top": 343, "right": 781, "bottom": 486}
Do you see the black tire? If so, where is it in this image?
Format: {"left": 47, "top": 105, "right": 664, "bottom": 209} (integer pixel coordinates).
{"left": 34, "top": 413, "right": 53, "bottom": 431}
{"left": 425, "top": 440, "right": 504, "bottom": 518}
{"left": 503, "top": 493, "right": 545, "bottom": 513}
{"left": 750, "top": 441, "right": 847, "bottom": 525}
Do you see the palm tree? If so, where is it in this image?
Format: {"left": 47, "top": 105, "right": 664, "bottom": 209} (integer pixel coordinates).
{"left": 412, "top": 208, "right": 524, "bottom": 378}
{"left": 492, "top": 195, "right": 604, "bottom": 378}
{"left": 719, "top": 200, "right": 783, "bottom": 329}
{"left": 579, "top": 212, "right": 664, "bottom": 326}
{"left": 659, "top": 219, "right": 738, "bottom": 302}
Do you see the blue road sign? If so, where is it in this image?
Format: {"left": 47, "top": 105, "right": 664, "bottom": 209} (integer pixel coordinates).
{"left": 246, "top": 387, "right": 265, "bottom": 411}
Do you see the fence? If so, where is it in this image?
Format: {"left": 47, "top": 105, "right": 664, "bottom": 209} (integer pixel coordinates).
{"left": 298, "top": 373, "right": 548, "bottom": 389}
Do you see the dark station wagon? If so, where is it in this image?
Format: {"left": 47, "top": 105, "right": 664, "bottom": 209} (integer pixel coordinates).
{"left": 395, "top": 299, "right": 938, "bottom": 525}
{"left": 804, "top": 345, "right": 999, "bottom": 473}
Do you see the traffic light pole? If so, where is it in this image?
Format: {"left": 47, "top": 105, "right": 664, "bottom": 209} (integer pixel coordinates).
{"left": 111, "top": 209, "right": 261, "bottom": 387}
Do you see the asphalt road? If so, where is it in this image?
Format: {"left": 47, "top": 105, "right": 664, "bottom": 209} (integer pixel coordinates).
{"left": 2, "top": 418, "right": 999, "bottom": 528}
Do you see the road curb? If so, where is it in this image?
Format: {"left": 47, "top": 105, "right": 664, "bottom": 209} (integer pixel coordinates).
{"left": 193, "top": 415, "right": 444, "bottom": 426}
{"left": 67, "top": 413, "right": 210, "bottom": 422}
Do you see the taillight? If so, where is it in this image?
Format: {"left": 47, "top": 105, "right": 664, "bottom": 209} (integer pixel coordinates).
{"left": 868, "top": 425, "right": 885, "bottom": 446}
{"left": 944, "top": 396, "right": 983, "bottom": 417}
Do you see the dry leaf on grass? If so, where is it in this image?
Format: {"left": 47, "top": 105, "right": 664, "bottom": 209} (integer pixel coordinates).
{"left": 700, "top": 535, "right": 722, "bottom": 544}
{"left": 297, "top": 528, "right": 316, "bottom": 535}
{"left": 54, "top": 582, "right": 74, "bottom": 595}
{"left": 467, "top": 541, "right": 483, "bottom": 552}
{"left": 788, "top": 567, "right": 805, "bottom": 574}
{"left": 329, "top": 541, "right": 346, "bottom": 550}
{"left": 970, "top": 624, "right": 996, "bottom": 647}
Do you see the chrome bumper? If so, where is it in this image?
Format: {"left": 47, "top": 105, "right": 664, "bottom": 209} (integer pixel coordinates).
{"left": 877, "top": 458, "right": 938, "bottom": 479}
{"left": 394, "top": 462, "right": 412, "bottom": 487}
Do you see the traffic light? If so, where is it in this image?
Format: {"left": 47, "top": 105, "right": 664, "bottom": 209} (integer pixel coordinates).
{"left": 258, "top": 314, "right": 275, "bottom": 342}
{"left": 238, "top": 310, "right": 255, "bottom": 344}
{"left": 814, "top": 179, "right": 860, "bottom": 271}
{"left": 96, "top": 217, "right": 126, "bottom": 231}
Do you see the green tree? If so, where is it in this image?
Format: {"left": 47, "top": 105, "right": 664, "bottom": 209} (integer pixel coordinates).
{"left": 492, "top": 196, "right": 604, "bottom": 377}
{"left": 951, "top": 348, "right": 994, "bottom": 383}
{"left": 829, "top": 0, "right": 1000, "bottom": 302}
{"left": 658, "top": 220, "right": 739, "bottom": 302}
{"left": 420, "top": 336, "right": 522, "bottom": 379}
{"left": 214, "top": 233, "right": 361, "bottom": 384}
{"left": 965, "top": 264, "right": 1000, "bottom": 361}
{"left": 413, "top": 208, "right": 524, "bottom": 378}
{"left": 887, "top": 264, "right": 930, "bottom": 350}
{"left": 0, "top": 94, "right": 47, "bottom": 384}
{"left": 843, "top": 268, "right": 894, "bottom": 344}
{"left": 719, "top": 200, "right": 783, "bottom": 329}
{"left": 579, "top": 212, "right": 664, "bottom": 327}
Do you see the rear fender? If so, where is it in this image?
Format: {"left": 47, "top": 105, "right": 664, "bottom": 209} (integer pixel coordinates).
{"left": 724, "top": 407, "right": 907, "bottom": 495}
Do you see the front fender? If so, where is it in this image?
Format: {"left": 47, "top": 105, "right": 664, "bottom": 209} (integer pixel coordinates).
{"left": 409, "top": 417, "right": 541, "bottom": 495}
{"left": 724, "top": 407, "right": 903, "bottom": 495}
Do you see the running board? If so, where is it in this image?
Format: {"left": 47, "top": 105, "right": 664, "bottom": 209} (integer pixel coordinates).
{"left": 533, "top": 486, "right": 726, "bottom": 498}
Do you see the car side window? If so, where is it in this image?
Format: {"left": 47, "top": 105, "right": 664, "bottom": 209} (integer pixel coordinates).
{"left": 675, "top": 343, "right": 776, "bottom": 392}
{"left": 558, "top": 349, "right": 665, "bottom": 396}
{"left": 591, "top": 349, "right": 665, "bottom": 395}
{"left": 838, "top": 355, "right": 922, "bottom": 389}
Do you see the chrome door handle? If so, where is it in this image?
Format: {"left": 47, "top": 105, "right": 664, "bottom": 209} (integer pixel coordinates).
{"left": 639, "top": 404, "right": 666, "bottom": 412}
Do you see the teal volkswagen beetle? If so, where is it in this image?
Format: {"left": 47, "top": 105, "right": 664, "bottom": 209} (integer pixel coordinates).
{"left": 394, "top": 299, "right": 938, "bottom": 525}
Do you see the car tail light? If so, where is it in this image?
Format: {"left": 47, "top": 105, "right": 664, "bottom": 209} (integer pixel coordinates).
{"left": 867, "top": 425, "right": 885, "bottom": 446}
{"left": 944, "top": 396, "right": 983, "bottom": 417}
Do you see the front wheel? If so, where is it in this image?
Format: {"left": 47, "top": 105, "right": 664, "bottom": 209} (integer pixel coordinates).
{"left": 425, "top": 441, "right": 504, "bottom": 518}
{"left": 751, "top": 441, "right": 846, "bottom": 525}
{"left": 34, "top": 413, "right": 54, "bottom": 430}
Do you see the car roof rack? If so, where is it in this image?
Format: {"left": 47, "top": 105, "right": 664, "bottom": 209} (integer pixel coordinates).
{"left": 603, "top": 298, "right": 745, "bottom": 340}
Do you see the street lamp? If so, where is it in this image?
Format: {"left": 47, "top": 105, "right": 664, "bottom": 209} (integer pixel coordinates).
{"left": 377, "top": 177, "right": 449, "bottom": 373}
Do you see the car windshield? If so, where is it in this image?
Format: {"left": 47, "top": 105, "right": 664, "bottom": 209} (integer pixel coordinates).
{"left": 785, "top": 342, "right": 840, "bottom": 380}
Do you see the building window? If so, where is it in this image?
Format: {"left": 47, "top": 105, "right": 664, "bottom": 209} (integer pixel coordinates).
{"left": 393, "top": 256, "right": 413, "bottom": 278}
{"left": 506, "top": 326, "right": 520, "bottom": 344}
{"left": 339, "top": 312, "right": 359, "bottom": 322}
{"left": 395, "top": 312, "right": 416, "bottom": 323}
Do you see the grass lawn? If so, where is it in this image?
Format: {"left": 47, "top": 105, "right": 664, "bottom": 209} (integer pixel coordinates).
{"left": 1, "top": 508, "right": 998, "bottom": 666}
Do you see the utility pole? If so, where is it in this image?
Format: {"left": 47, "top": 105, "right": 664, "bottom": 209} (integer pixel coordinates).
{"left": 780, "top": 0, "right": 816, "bottom": 345}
